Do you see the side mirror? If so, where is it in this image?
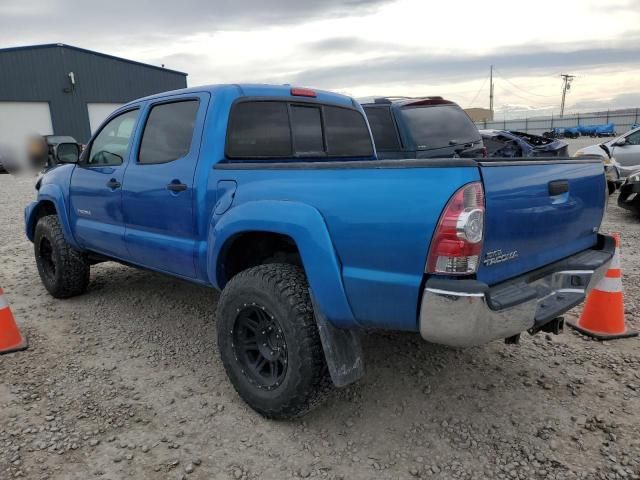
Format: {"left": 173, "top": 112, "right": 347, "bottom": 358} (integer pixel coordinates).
{"left": 55, "top": 142, "right": 80, "bottom": 164}
{"left": 612, "top": 137, "right": 627, "bottom": 147}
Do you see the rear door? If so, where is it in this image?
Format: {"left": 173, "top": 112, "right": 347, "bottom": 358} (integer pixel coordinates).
{"left": 476, "top": 158, "right": 606, "bottom": 285}
{"left": 69, "top": 108, "right": 140, "bottom": 258}
{"left": 121, "top": 93, "right": 209, "bottom": 278}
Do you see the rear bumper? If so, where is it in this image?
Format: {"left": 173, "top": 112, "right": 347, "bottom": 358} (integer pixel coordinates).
{"left": 617, "top": 179, "right": 640, "bottom": 213}
{"left": 419, "top": 234, "right": 615, "bottom": 347}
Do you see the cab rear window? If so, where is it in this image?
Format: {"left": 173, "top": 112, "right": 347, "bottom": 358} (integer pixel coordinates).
{"left": 226, "top": 102, "right": 291, "bottom": 158}
{"left": 226, "top": 100, "right": 373, "bottom": 159}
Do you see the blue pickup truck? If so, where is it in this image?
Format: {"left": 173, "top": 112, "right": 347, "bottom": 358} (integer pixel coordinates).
{"left": 25, "top": 84, "right": 614, "bottom": 418}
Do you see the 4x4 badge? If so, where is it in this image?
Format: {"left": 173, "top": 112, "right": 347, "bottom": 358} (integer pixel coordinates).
{"left": 483, "top": 249, "right": 519, "bottom": 266}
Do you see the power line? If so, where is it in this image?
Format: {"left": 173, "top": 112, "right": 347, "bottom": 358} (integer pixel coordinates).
{"left": 493, "top": 68, "right": 556, "bottom": 98}
{"left": 494, "top": 78, "right": 554, "bottom": 107}
{"left": 469, "top": 75, "right": 488, "bottom": 107}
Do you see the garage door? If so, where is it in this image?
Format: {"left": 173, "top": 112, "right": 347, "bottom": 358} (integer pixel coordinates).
{"left": 0, "top": 102, "right": 53, "bottom": 153}
{"left": 87, "top": 103, "right": 123, "bottom": 133}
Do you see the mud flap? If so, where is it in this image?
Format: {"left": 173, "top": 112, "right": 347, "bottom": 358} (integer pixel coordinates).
{"left": 310, "top": 293, "right": 364, "bottom": 387}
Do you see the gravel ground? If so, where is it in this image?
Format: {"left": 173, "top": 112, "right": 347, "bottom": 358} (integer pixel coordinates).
{"left": 1, "top": 171, "right": 639, "bottom": 480}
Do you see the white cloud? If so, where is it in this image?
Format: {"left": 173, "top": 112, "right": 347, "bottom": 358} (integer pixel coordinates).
{"left": 2, "top": 0, "right": 639, "bottom": 116}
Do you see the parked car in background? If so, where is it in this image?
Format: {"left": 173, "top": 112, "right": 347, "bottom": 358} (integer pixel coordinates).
{"left": 480, "top": 130, "right": 568, "bottom": 158}
{"left": 360, "top": 96, "right": 485, "bottom": 159}
{"left": 618, "top": 170, "right": 640, "bottom": 216}
{"left": 574, "top": 127, "right": 640, "bottom": 177}
{"left": 26, "top": 84, "right": 613, "bottom": 418}
{"left": 0, "top": 145, "right": 8, "bottom": 173}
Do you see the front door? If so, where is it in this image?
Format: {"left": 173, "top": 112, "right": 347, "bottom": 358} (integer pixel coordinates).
{"left": 69, "top": 108, "right": 140, "bottom": 259}
{"left": 121, "top": 94, "right": 207, "bottom": 278}
{"left": 612, "top": 129, "right": 640, "bottom": 170}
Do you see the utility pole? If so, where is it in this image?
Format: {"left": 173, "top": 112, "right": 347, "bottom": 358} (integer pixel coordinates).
{"left": 489, "top": 65, "right": 494, "bottom": 120}
{"left": 560, "top": 74, "right": 575, "bottom": 118}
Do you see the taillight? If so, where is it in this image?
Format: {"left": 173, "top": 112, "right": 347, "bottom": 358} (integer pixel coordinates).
{"left": 426, "top": 182, "right": 485, "bottom": 275}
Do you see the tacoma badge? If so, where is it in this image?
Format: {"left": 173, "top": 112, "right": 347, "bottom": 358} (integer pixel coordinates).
{"left": 483, "top": 249, "right": 519, "bottom": 266}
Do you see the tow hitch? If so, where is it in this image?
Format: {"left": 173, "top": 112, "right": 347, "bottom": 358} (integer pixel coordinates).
{"left": 528, "top": 316, "right": 565, "bottom": 336}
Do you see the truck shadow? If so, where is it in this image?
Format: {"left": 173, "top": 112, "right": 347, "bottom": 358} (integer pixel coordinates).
{"left": 84, "top": 261, "right": 568, "bottom": 433}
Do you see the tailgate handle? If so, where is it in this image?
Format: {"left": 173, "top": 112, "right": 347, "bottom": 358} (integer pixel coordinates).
{"left": 548, "top": 180, "right": 569, "bottom": 196}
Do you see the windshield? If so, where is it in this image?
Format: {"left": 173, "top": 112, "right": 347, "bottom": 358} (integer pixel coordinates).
{"left": 400, "top": 105, "right": 480, "bottom": 150}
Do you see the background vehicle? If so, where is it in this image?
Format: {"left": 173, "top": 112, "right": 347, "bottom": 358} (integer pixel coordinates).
{"left": 480, "top": 129, "right": 568, "bottom": 158}
{"left": 618, "top": 170, "right": 640, "bottom": 216}
{"left": 0, "top": 145, "right": 7, "bottom": 173}
{"left": 360, "top": 96, "right": 484, "bottom": 159}
{"left": 25, "top": 84, "right": 613, "bottom": 419}
{"left": 575, "top": 127, "right": 640, "bottom": 177}
{"left": 44, "top": 135, "right": 81, "bottom": 169}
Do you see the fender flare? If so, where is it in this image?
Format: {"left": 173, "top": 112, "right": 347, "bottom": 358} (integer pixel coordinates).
{"left": 207, "top": 200, "right": 358, "bottom": 329}
{"left": 25, "top": 184, "right": 80, "bottom": 250}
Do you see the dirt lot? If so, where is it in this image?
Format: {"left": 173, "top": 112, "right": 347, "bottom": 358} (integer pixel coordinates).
{"left": 1, "top": 168, "right": 640, "bottom": 480}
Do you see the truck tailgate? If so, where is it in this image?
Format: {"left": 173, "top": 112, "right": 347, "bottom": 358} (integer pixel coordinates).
{"left": 476, "top": 158, "right": 606, "bottom": 285}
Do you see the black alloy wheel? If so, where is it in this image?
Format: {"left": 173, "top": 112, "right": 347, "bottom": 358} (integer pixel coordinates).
{"left": 232, "top": 304, "right": 287, "bottom": 390}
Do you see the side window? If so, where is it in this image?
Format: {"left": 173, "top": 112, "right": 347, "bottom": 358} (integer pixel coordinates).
{"left": 626, "top": 131, "right": 640, "bottom": 145}
{"left": 364, "top": 107, "right": 401, "bottom": 151}
{"left": 227, "top": 102, "right": 291, "bottom": 158}
{"left": 139, "top": 100, "right": 199, "bottom": 164}
{"left": 87, "top": 109, "right": 139, "bottom": 166}
{"left": 324, "top": 106, "right": 374, "bottom": 157}
{"left": 291, "top": 105, "right": 323, "bottom": 154}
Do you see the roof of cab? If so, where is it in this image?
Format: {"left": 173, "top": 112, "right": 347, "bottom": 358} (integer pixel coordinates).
{"left": 119, "top": 84, "right": 357, "bottom": 110}
{"left": 358, "top": 96, "right": 455, "bottom": 107}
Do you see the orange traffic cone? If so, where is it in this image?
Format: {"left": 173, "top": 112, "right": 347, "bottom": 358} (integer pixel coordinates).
{"left": 567, "top": 233, "right": 637, "bottom": 340}
{"left": 0, "top": 288, "right": 28, "bottom": 354}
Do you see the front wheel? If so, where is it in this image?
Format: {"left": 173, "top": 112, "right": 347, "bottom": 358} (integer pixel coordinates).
{"left": 216, "top": 263, "right": 331, "bottom": 419}
{"left": 34, "top": 215, "right": 90, "bottom": 298}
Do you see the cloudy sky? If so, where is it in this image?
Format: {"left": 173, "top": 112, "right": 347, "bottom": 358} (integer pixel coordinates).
{"left": 2, "top": 0, "right": 639, "bottom": 118}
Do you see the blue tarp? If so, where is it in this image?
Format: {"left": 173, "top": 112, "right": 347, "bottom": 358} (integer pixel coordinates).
{"left": 594, "top": 123, "right": 615, "bottom": 135}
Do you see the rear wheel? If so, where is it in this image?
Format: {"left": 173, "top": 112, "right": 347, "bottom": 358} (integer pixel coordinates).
{"left": 34, "top": 215, "right": 90, "bottom": 298}
{"left": 216, "top": 263, "right": 331, "bottom": 419}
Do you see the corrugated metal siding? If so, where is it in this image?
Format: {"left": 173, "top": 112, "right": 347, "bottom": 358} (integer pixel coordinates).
{"left": 0, "top": 45, "right": 187, "bottom": 142}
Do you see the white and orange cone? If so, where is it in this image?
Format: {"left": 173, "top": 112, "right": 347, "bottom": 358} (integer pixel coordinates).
{"left": 567, "top": 233, "right": 637, "bottom": 340}
{"left": 0, "top": 288, "right": 28, "bottom": 354}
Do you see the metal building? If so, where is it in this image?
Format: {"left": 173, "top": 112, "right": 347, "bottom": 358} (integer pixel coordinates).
{"left": 0, "top": 43, "right": 187, "bottom": 145}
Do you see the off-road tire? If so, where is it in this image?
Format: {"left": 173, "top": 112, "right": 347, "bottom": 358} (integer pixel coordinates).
{"left": 216, "top": 263, "right": 331, "bottom": 419}
{"left": 34, "top": 215, "right": 90, "bottom": 298}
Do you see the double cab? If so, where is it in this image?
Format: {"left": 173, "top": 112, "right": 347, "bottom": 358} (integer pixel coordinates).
{"left": 25, "top": 84, "right": 614, "bottom": 418}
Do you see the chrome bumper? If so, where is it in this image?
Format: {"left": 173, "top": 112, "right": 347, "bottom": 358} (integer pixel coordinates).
{"left": 419, "top": 238, "right": 614, "bottom": 347}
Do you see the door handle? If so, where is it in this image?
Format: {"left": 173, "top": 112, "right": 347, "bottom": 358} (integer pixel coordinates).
{"left": 106, "top": 178, "right": 121, "bottom": 189}
{"left": 548, "top": 180, "right": 569, "bottom": 196}
{"left": 167, "top": 182, "right": 188, "bottom": 192}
